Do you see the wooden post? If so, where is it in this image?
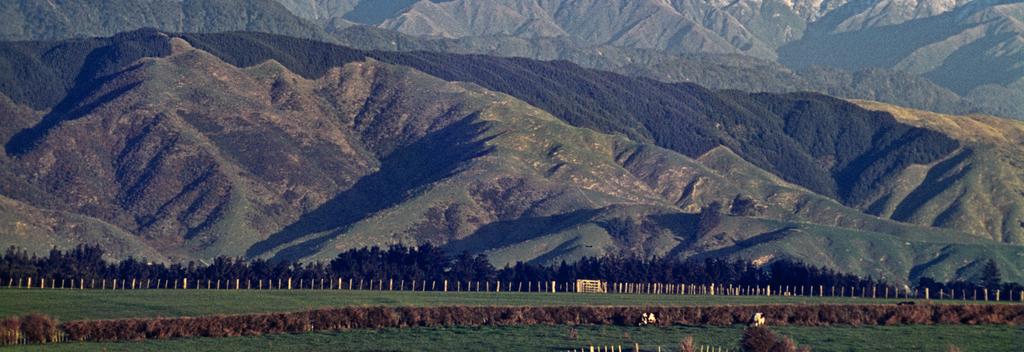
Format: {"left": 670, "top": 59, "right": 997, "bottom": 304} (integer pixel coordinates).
{"left": 444, "top": 280, "right": 448, "bottom": 292}
{"left": 925, "top": 288, "right": 930, "bottom": 300}
{"left": 996, "top": 290, "right": 1001, "bottom": 302}
{"left": 389, "top": 279, "right": 394, "bottom": 291}
{"left": 634, "top": 343, "right": 639, "bottom": 352}
{"left": 552, "top": 281, "right": 556, "bottom": 293}
{"left": 984, "top": 288, "right": 989, "bottom": 302}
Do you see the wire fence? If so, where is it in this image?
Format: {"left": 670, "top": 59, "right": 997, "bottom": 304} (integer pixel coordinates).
{"left": 2, "top": 276, "right": 1022, "bottom": 303}
{"left": 571, "top": 343, "right": 732, "bottom": 352}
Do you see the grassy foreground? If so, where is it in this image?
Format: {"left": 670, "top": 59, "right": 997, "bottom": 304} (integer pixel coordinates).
{"left": 0, "top": 289, "right": 980, "bottom": 321}
{"left": 6, "top": 324, "right": 1021, "bottom": 351}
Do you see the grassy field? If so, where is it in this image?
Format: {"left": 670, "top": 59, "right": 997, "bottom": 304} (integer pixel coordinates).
{"left": 0, "top": 289, "right": 993, "bottom": 321}
{"left": 5, "top": 324, "right": 1021, "bottom": 351}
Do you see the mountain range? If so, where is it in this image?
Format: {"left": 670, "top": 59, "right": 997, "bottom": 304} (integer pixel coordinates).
{"left": 0, "top": 0, "right": 1020, "bottom": 120}
{"left": 1, "top": 0, "right": 1023, "bottom": 285}
{"left": 1, "top": 30, "right": 1023, "bottom": 285}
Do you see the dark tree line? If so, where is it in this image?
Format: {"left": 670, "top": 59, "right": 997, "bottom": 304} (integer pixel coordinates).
{"left": 2, "top": 244, "right": 906, "bottom": 290}
{"left": 915, "top": 259, "right": 1022, "bottom": 299}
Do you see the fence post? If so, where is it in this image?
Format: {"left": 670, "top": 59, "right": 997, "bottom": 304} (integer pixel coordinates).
{"left": 984, "top": 288, "right": 989, "bottom": 302}
{"left": 996, "top": 290, "right": 1000, "bottom": 302}
{"left": 925, "top": 288, "right": 930, "bottom": 300}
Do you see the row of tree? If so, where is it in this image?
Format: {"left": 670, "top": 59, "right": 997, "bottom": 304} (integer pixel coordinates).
{"left": 0, "top": 245, "right": 1012, "bottom": 292}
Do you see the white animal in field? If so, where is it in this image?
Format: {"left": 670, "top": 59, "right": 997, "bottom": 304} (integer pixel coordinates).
{"left": 638, "top": 312, "right": 658, "bottom": 326}
{"left": 750, "top": 313, "right": 766, "bottom": 327}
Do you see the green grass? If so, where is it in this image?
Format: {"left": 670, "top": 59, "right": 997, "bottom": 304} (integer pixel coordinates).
{"left": 0, "top": 289, "right": 1008, "bottom": 321}
{"left": 6, "top": 324, "right": 1021, "bottom": 351}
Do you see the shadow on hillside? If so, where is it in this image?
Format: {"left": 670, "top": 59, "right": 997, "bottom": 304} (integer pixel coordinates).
{"left": 248, "top": 117, "right": 498, "bottom": 261}
{"left": 648, "top": 212, "right": 700, "bottom": 259}
{"left": 5, "top": 80, "right": 140, "bottom": 156}
{"left": 5, "top": 31, "right": 171, "bottom": 156}
{"left": 890, "top": 148, "right": 972, "bottom": 223}
{"left": 687, "top": 226, "right": 798, "bottom": 260}
{"left": 444, "top": 209, "right": 602, "bottom": 257}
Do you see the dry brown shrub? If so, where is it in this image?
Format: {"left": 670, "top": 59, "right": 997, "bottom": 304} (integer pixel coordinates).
{"left": 742, "top": 326, "right": 779, "bottom": 352}
{"left": 0, "top": 317, "right": 20, "bottom": 345}
{"left": 20, "top": 314, "right": 58, "bottom": 344}
{"left": 679, "top": 335, "right": 695, "bottom": 352}
{"left": 742, "top": 326, "right": 810, "bottom": 352}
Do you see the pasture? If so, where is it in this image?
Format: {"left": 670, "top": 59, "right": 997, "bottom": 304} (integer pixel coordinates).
{"left": 1, "top": 289, "right": 1021, "bottom": 351}
{"left": 3, "top": 324, "right": 1021, "bottom": 351}
{"left": 0, "top": 289, "right": 969, "bottom": 321}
